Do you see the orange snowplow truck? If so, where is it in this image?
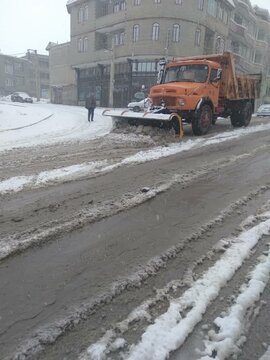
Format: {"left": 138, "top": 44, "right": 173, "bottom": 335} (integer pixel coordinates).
{"left": 150, "top": 51, "right": 261, "bottom": 135}
{"left": 103, "top": 52, "right": 261, "bottom": 136}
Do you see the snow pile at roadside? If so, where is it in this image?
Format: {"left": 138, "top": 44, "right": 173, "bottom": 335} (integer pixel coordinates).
{"left": 80, "top": 212, "right": 270, "bottom": 360}
{"left": 0, "top": 102, "right": 112, "bottom": 152}
{"left": 0, "top": 160, "right": 109, "bottom": 193}
{"left": 1, "top": 122, "right": 269, "bottom": 195}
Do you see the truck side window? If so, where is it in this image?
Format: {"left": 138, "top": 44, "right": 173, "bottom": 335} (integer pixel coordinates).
{"left": 210, "top": 68, "right": 222, "bottom": 82}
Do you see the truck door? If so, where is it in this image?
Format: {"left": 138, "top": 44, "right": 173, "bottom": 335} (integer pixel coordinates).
{"left": 208, "top": 68, "right": 221, "bottom": 107}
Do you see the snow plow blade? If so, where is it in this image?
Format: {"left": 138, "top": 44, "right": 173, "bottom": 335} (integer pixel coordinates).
{"left": 102, "top": 109, "right": 183, "bottom": 138}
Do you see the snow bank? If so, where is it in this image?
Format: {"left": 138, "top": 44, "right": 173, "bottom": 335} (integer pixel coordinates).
{"left": 0, "top": 161, "right": 108, "bottom": 194}
{"left": 0, "top": 122, "right": 268, "bottom": 195}
{"left": 0, "top": 102, "right": 112, "bottom": 152}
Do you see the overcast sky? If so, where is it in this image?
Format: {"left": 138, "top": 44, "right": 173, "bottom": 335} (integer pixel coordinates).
{"left": 0, "top": 0, "right": 270, "bottom": 57}
{"left": 0, "top": 0, "right": 70, "bottom": 56}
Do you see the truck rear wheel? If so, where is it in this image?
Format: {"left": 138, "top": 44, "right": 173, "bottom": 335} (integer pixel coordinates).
{"left": 231, "top": 102, "right": 252, "bottom": 127}
{"left": 192, "top": 105, "right": 212, "bottom": 136}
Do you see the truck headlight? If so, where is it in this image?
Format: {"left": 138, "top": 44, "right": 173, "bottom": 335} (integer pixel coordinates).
{"left": 178, "top": 98, "right": 186, "bottom": 106}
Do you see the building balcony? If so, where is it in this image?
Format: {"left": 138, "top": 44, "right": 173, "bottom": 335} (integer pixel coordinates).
{"left": 233, "top": 52, "right": 264, "bottom": 73}
{"left": 96, "top": 11, "right": 126, "bottom": 31}
{"left": 255, "top": 39, "right": 268, "bottom": 50}
{"left": 230, "top": 19, "right": 246, "bottom": 37}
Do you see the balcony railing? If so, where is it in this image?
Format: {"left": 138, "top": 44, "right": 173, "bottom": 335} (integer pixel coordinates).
{"left": 230, "top": 19, "right": 246, "bottom": 37}
{"left": 255, "top": 39, "right": 268, "bottom": 49}
{"left": 232, "top": 52, "right": 264, "bottom": 73}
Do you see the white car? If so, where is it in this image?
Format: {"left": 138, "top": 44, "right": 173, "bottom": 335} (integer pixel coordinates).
{"left": 11, "top": 92, "right": 33, "bottom": 103}
{"left": 127, "top": 98, "right": 151, "bottom": 112}
{"left": 256, "top": 104, "right": 270, "bottom": 117}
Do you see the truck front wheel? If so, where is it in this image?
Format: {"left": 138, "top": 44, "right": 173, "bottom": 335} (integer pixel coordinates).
{"left": 192, "top": 105, "right": 212, "bottom": 136}
{"left": 231, "top": 102, "right": 252, "bottom": 127}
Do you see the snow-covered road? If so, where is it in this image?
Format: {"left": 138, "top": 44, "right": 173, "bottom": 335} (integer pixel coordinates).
{"left": 1, "top": 100, "right": 270, "bottom": 195}
{"left": 1, "top": 100, "right": 270, "bottom": 360}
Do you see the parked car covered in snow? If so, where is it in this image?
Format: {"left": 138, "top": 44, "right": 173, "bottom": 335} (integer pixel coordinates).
{"left": 256, "top": 104, "right": 270, "bottom": 117}
{"left": 11, "top": 92, "right": 33, "bottom": 103}
{"left": 127, "top": 98, "right": 151, "bottom": 112}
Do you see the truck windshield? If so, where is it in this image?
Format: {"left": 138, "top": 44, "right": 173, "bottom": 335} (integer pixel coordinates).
{"left": 163, "top": 64, "right": 209, "bottom": 84}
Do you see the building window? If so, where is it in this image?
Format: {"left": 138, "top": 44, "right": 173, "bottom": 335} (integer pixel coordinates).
{"left": 5, "top": 63, "right": 13, "bottom": 74}
{"left": 254, "top": 52, "right": 262, "bottom": 64}
{"left": 132, "top": 61, "right": 157, "bottom": 73}
{"left": 231, "top": 41, "right": 239, "bottom": 54}
{"left": 207, "top": 0, "right": 217, "bottom": 17}
{"left": 133, "top": 24, "right": 140, "bottom": 42}
{"left": 257, "top": 29, "right": 265, "bottom": 41}
{"left": 152, "top": 23, "right": 160, "bottom": 41}
{"left": 234, "top": 13, "right": 244, "bottom": 26}
{"left": 78, "top": 7, "right": 84, "bottom": 23}
{"left": 195, "top": 28, "right": 201, "bottom": 46}
{"left": 198, "top": 0, "right": 204, "bottom": 10}
{"left": 78, "top": 38, "right": 83, "bottom": 52}
{"left": 133, "top": 0, "right": 141, "bottom": 5}
{"left": 84, "top": 5, "right": 89, "bottom": 21}
{"left": 83, "top": 37, "right": 88, "bottom": 52}
{"left": 172, "top": 24, "right": 181, "bottom": 42}
{"left": 175, "top": 0, "right": 182, "bottom": 4}
{"left": 5, "top": 78, "right": 14, "bottom": 86}
{"left": 120, "top": 1, "right": 126, "bottom": 10}
{"left": 120, "top": 32, "right": 125, "bottom": 45}
{"left": 113, "top": 32, "right": 125, "bottom": 46}
{"left": 113, "top": 2, "right": 120, "bottom": 12}
{"left": 14, "top": 63, "right": 23, "bottom": 72}
{"left": 215, "top": 36, "right": 225, "bottom": 53}
{"left": 223, "top": 9, "right": 228, "bottom": 24}
{"left": 114, "top": 34, "right": 119, "bottom": 45}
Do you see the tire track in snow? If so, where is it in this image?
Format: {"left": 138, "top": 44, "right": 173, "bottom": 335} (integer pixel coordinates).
{"left": 9, "top": 192, "right": 270, "bottom": 360}
{"left": 0, "top": 149, "right": 268, "bottom": 261}
{"left": 112, "top": 213, "right": 270, "bottom": 360}
{"left": 1, "top": 124, "right": 270, "bottom": 195}
{"left": 77, "top": 208, "right": 270, "bottom": 360}
{"left": 0, "top": 113, "right": 54, "bottom": 133}
{"left": 198, "top": 243, "right": 270, "bottom": 360}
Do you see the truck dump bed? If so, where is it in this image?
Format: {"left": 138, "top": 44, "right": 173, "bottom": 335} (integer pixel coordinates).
{"left": 172, "top": 52, "right": 261, "bottom": 101}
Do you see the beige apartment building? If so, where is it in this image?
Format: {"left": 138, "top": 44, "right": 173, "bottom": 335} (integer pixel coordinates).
{"left": 229, "top": 0, "right": 270, "bottom": 103}
{"left": 47, "top": 0, "right": 270, "bottom": 107}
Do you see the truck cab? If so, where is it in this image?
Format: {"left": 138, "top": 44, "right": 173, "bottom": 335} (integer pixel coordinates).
{"left": 149, "top": 59, "right": 223, "bottom": 135}
{"left": 150, "top": 59, "right": 222, "bottom": 115}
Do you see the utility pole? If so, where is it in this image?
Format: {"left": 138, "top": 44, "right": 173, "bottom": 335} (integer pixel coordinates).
{"left": 27, "top": 49, "right": 40, "bottom": 101}
{"left": 34, "top": 50, "right": 41, "bottom": 102}
{"left": 109, "top": 42, "right": 115, "bottom": 108}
